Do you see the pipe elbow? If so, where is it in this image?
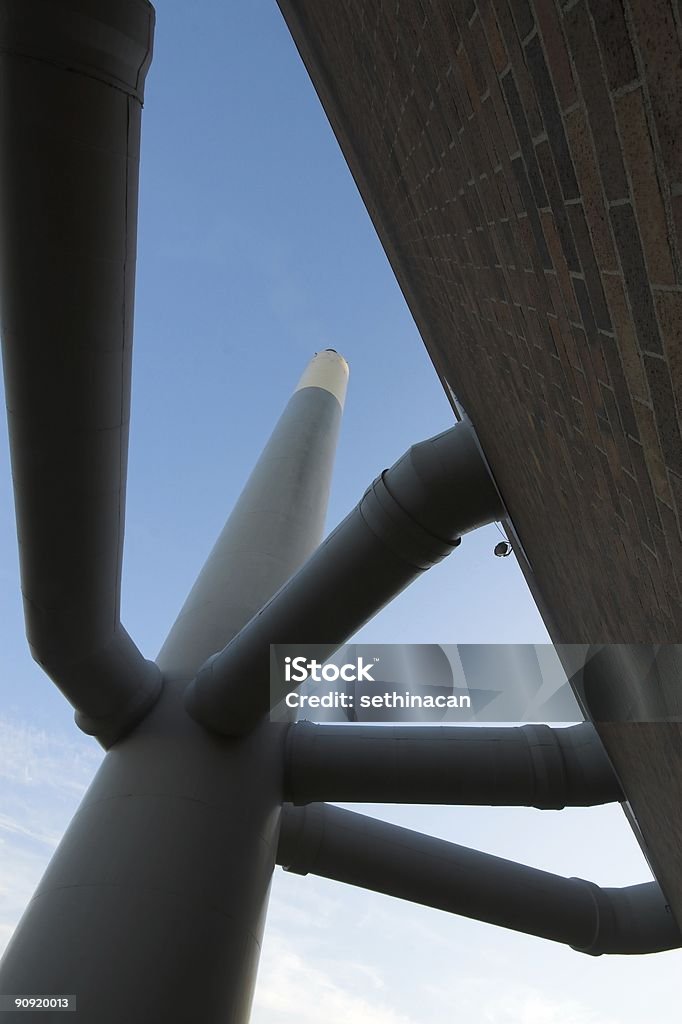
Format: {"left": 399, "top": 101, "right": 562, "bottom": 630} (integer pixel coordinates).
{"left": 381, "top": 422, "right": 505, "bottom": 542}
{"left": 31, "top": 626, "right": 163, "bottom": 748}
{"left": 571, "top": 879, "right": 681, "bottom": 956}
{"left": 0, "top": 0, "right": 155, "bottom": 101}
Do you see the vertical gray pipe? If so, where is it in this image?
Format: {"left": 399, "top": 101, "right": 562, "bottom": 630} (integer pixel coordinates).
{"left": 0, "top": 0, "right": 161, "bottom": 747}
{"left": 157, "top": 349, "right": 348, "bottom": 679}
{"left": 0, "top": 353, "right": 348, "bottom": 1022}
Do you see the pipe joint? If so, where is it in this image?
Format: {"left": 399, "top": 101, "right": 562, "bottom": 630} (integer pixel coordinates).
{"left": 277, "top": 803, "right": 682, "bottom": 956}
{"left": 0, "top": 0, "right": 155, "bottom": 102}
{"left": 359, "top": 472, "right": 459, "bottom": 571}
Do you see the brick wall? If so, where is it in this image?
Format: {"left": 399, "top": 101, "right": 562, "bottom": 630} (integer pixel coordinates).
{"left": 277, "top": 0, "right": 682, "bottom": 922}
{"left": 278, "top": 0, "right": 682, "bottom": 646}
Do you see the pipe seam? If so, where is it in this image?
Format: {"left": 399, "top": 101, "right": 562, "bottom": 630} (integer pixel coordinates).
{"left": 277, "top": 802, "right": 682, "bottom": 956}
{"left": 284, "top": 722, "right": 623, "bottom": 809}
{"left": 359, "top": 472, "right": 460, "bottom": 570}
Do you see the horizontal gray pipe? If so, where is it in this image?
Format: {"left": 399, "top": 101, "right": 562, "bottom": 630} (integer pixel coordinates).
{"left": 0, "top": 0, "right": 161, "bottom": 747}
{"left": 285, "top": 722, "right": 623, "bottom": 809}
{"left": 278, "top": 803, "right": 681, "bottom": 956}
{"left": 185, "top": 421, "right": 504, "bottom": 736}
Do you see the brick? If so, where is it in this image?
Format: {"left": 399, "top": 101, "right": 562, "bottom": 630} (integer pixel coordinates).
{"left": 488, "top": 77, "right": 520, "bottom": 161}
{"left": 564, "top": 107, "right": 618, "bottom": 272}
{"left": 458, "top": 38, "right": 484, "bottom": 114}
{"left": 497, "top": 218, "right": 514, "bottom": 265}
{"left": 628, "top": 0, "right": 682, "bottom": 184}
{"left": 567, "top": 203, "right": 612, "bottom": 330}
{"left": 576, "top": 377, "right": 602, "bottom": 445}
{"left": 553, "top": 251, "right": 580, "bottom": 321}
{"left": 479, "top": 0, "right": 510, "bottom": 74}
{"left": 535, "top": 140, "right": 579, "bottom": 268}
{"left": 643, "top": 543, "right": 670, "bottom": 616}
{"left": 510, "top": 0, "right": 534, "bottom": 40}
{"left": 560, "top": 319, "right": 582, "bottom": 369}
{"left": 534, "top": 1, "right": 577, "bottom": 110}
{"left": 660, "top": 480, "right": 682, "bottom": 544}
{"left": 564, "top": 3, "right": 629, "bottom": 202}
{"left": 656, "top": 500, "right": 682, "bottom": 601}
{"left": 653, "top": 289, "right": 682, "bottom": 419}
{"left": 601, "top": 273, "right": 649, "bottom": 403}
{"left": 672, "top": 192, "right": 682, "bottom": 274}
{"left": 602, "top": 381, "right": 625, "bottom": 436}
{"left": 544, "top": 267, "right": 564, "bottom": 317}
{"left": 449, "top": 75, "right": 472, "bottom": 138}
{"left": 501, "top": 71, "right": 548, "bottom": 205}
{"left": 668, "top": 470, "right": 682, "bottom": 530}
{"left": 602, "top": 335, "right": 640, "bottom": 438}
{"left": 589, "top": 0, "right": 638, "bottom": 91}
{"left": 618, "top": 489, "right": 640, "bottom": 544}
{"left": 634, "top": 399, "right": 675, "bottom": 507}
{"left": 417, "top": 19, "right": 448, "bottom": 78}
{"left": 572, "top": 275, "right": 598, "bottom": 337}
{"left": 643, "top": 353, "right": 682, "bottom": 475}
{"left": 609, "top": 202, "right": 664, "bottom": 356}
{"left": 622, "top": 463, "right": 655, "bottom": 548}
{"left": 492, "top": 0, "right": 543, "bottom": 136}
{"left": 576, "top": 318, "right": 608, "bottom": 397}
{"left": 596, "top": 443, "right": 625, "bottom": 520}
{"left": 616, "top": 88, "right": 676, "bottom": 286}
{"left": 511, "top": 156, "right": 551, "bottom": 268}
{"left": 524, "top": 33, "right": 579, "bottom": 199}
{"left": 466, "top": 17, "right": 491, "bottom": 98}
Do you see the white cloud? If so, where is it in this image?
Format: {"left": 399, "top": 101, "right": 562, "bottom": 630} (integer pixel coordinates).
{"left": 252, "top": 934, "right": 417, "bottom": 1024}
{"left": 0, "top": 717, "right": 102, "bottom": 957}
{"left": 0, "top": 718, "right": 101, "bottom": 793}
{"left": 0, "top": 812, "right": 61, "bottom": 848}
{"left": 475, "top": 984, "right": 622, "bottom": 1024}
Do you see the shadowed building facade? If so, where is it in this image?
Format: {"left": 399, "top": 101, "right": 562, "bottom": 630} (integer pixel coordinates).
{"left": 0, "top": 3, "right": 681, "bottom": 1020}
{"left": 275, "top": 0, "right": 682, "bottom": 922}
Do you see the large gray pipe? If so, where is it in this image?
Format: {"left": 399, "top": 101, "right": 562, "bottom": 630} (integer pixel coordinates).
{"left": 0, "top": 352, "right": 348, "bottom": 1023}
{"left": 278, "top": 803, "right": 682, "bottom": 956}
{"left": 185, "top": 420, "right": 505, "bottom": 736}
{"left": 157, "top": 349, "right": 349, "bottom": 680}
{"left": 0, "top": 0, "right": 160, "bottom": 748}
{"left": 285, "top": 721, "right": 623, "bottom": 809}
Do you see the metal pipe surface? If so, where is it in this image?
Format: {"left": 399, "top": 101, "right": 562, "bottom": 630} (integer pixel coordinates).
{"left": 186, "top": 420, "right": 504, "bottom": 736}
{"left": 278, "top": 803, "right": 682, "bottom": 956}
{"left": 0, "top": 349, "right": 348, "bottom": 1022}
{"left": 157, "top": 349, "right": 349, "bottom": 680}
{"left": 0, "top": 685, "right": 288, "bottom": 1023}
{"left": 0, "top": 0, "right": 160, "bottom": 747}
{"left": 285, "top": 721, "right": 623, "bottom": 809}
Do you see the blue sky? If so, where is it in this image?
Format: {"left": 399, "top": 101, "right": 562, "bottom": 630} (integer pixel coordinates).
{"left": 0, "top": 1, "right": 679, "bottom": 1020}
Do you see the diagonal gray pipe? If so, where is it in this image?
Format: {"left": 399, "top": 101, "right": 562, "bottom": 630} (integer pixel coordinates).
{"left": 185, "top": 420, "right": 505, "bottom": 736}
{"left": 285, "top": 721, "right": 623, "bottom": 809}
{"left": 0, "top": 0, "right": 161, "bottom": 747}
{"left": 278, "top": 803, "right": 682, "bottom": 956}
